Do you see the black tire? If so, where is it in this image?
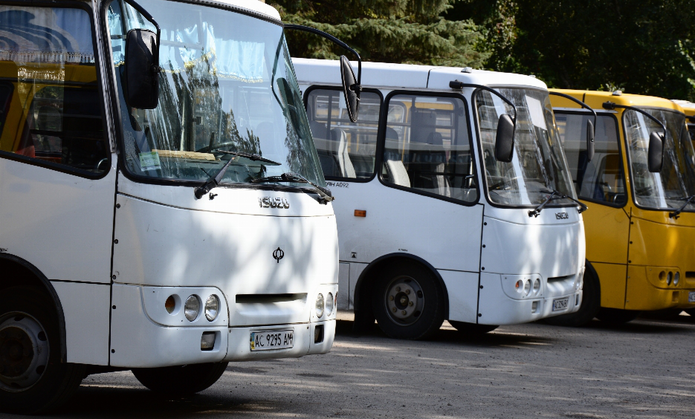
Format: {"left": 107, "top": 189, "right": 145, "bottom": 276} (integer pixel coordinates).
{"left": 0, "top": 287, "right": 86, "bottom": 414}
{"left": 372, "top": 261, "right": 445, "bottom": 340}
{"left": 132, "top": 362, "right": 228, "bottom": 395}
{"left": 542, "top": 261, "right": 601, "bottom": 327}
{"left": 596, "top": 308, "right": 640, "bottom": 325}
{"left": 685, "top": 308, "right": 695, "bottom": 317}
{"left": 449, "top": 321, "right": 498, "bottom": 336}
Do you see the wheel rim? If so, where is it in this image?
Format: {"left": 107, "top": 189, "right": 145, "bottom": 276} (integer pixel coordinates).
{"left": 384, "top": 276, "right": 424, "bottom": 326}
{"left": 0, "top": 312, "right": 50, "bottom": 393}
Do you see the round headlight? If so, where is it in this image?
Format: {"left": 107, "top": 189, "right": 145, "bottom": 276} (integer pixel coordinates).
{"left": 524, "top": 279, "right": 532, "bottom": 296}
{"left": 315, "top": 293, "right": 325, "bottom": 318}
{"left": 205, "top": 294, "right": 220, "bottom": 321}
{"left": 184, "top": 295, "right": 201, "bottom": 322}
{"left": 674, "top": 272, "right": 680, "bottom": 286}
{"left": 325, "top": 292, "right": 334, "bottom": 316}
{"left": 667, "top": 271, "right": 673, "bottom": 286}
{"left": 533, "top": 278, "right": 541, "bottom": 294}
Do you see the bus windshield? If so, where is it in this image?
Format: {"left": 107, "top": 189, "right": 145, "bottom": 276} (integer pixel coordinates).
{"left": 476, "top": 88, "right": 575, "bottom": 207}
{"left": 107, "top": 0, "right": 324, "bottom": 187}
{"left": 625, "top": 108, "right": 695, "bottom": 211}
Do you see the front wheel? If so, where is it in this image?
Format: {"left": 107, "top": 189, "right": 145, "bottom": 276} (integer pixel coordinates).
{"left": 132, "top": 362, "right": 228, "bottom": 396}
{"left": 372, "top": 261, "right": 445, "bottom": 340}
{"left": 0, "top": 287, "right": 86, "bottom": 414}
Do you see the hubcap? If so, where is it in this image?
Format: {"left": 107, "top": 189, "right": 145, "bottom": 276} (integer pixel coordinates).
{"left": 385, "top": 277, "right": 424, "bottom": 326}
{"left": 0, "top": 313, "right": 50, "bottom": 392}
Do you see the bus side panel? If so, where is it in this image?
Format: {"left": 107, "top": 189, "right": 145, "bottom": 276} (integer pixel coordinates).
{"left": 0, "top": 158, "right": 116, "bottom": 282}
{"left": 440, "top": 270, "right": 480, "bottom": 324}
{"left": 593, "top": 262, "right": 628, "bottom": 309}
{"left": 331, "top": 181, "right": 484, "bottom": 272}
{"left": 583, "top": 204, "right": 630, "bottom": 265}
{"left": 52, "top": 281, "right": 110, "bottom": 365}
{"left": 338, "top": 262, "right": 350, "bottom": 309}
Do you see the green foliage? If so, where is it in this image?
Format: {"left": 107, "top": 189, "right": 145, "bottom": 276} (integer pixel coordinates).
{"left": 271, "top": 0, "right": 490, "bottom": 68}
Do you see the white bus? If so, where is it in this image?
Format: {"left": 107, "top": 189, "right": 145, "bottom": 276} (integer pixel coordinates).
{"left": 293, "top": 59, "right": 586, "bottom": 340}
{"left": 0, "top": 0, "right": 357, "bottom": 413}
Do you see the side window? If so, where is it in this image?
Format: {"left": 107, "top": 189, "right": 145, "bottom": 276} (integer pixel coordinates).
{"left": 555, "top": 113, "right": 626, "bottom": 205}
{"left": 382, "top": 94, "right": 477, "bottom": 203}
{"left": 0, "top": 6, "right": 108, "bottom": 175}
{"left": 306, "top": 89, "right": 381, "bottom": 179}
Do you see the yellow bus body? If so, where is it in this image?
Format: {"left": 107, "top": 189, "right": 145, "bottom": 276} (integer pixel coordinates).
{"left": 551, "top": 90, "right": 695, "bottom": 312}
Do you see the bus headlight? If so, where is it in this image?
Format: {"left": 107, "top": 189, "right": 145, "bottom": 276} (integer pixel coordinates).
{"left": 205, "top": 294, "right": 220, "bottom": 321}
{"left": 674, "top": 272, "right": 680, "bottom": 286}
{"left": 326, "top": 292, "right": 334, "bottom": 316}
{"left": 184, "top": 295, "right": 201, "bottom": 321}
{"left": 533, "top": 278, "right": 541, "bottom": 295}
{"left": 315, "top": 293, "right": 325, "bottom": 318}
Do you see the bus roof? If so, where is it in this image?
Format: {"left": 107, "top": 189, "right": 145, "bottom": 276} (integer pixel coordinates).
{"left": 292, "top": 58, "right": 548, "bottom": 91}
{"left": 550, "top": 89, "right": 684, "bottom": 113}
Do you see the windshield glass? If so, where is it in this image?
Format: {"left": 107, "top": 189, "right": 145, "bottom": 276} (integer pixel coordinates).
{"left": 106, "top": 0, "right": 324, "bottom": 187}
{"left": 625, "top": 108, "right": 695, "bottom": 211}
{"left": 476, "top": 88, "right": 575, "bottom": 207}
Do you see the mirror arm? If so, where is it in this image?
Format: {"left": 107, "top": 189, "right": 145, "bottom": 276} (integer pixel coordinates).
{"left": 549, "top": 91, "right": 597, "bottom": 133}
{"left": 603, "top": 101, "right": 667, "bottom": 139}
{"left": 449, "top": 81, "right": 517, "bottom": 122}
{"left": 283, "top": 24, "right": 361, "bottom": 86}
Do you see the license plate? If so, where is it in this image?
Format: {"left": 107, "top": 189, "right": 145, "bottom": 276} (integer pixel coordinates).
{"left": 250, "top": 330, "right": 294, "bottom": 351}
{"left": 689, "top": 292, "right": 695, "bottom": 303}
{"left": 552, "top": 297, "right": 569, "bottom": 312}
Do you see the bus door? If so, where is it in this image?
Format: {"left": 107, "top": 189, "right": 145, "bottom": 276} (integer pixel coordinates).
{"left": 555, "top": 110, "right": 629, "bottom": 308}
{"left": 0, "top": 6, "right": 115, "bottom": 363}
{"left": 305, "top": 87, "right": 483, "bottom": 320}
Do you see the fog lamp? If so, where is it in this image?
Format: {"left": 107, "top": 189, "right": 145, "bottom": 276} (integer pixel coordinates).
{"left": 201, "top": 331, "right": 216, "bottom": 350}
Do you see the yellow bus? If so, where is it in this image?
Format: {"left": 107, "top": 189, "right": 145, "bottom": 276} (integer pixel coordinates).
{"left": 549, "top": 90, "right": 695, "bottom": 325}
{"left": 672, "top": 99, "right": 695, "bottom": 143}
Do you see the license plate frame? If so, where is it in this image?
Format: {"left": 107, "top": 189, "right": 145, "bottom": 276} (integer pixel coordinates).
{"left": 250, "top": 329, "right": 294, "bottom": 352}
{"left": 689, "top": 291, "right": 695, "bottom": 303}
{"left": 552, "top": 296, "right": 569, "bottom": 312}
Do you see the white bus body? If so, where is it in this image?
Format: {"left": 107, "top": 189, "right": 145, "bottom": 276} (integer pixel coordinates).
{"left": 293, "top": 58, "right": 585, "bottom": 339}
{"left": 0, "top": 0, "right": 339, "bottom": 413}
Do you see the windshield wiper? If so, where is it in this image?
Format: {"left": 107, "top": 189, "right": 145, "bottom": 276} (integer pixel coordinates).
{"left": 252, "top": 172, "right": 335, "bottom": 204}
{"left": 211, "top": 150, "right": 281, "bottom": 166}
{"left": 194, "top": 151, "right": 281, "bottom": 199}
{"left": 669, "top": 194, "right": 695, "bottom": 219}
{"left": 528, "top": 189, "right": 588, "bottom": 218}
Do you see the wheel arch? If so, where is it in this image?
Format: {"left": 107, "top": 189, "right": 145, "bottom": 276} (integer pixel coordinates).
{"left": 353, "top": 253, "right": 450, "bottom": 326}
{"left": 0, "top": 253, "right": 68, "bottom": 361}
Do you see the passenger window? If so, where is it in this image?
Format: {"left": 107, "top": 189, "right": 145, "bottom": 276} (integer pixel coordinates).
{"left": 382, "top": 94, "right": 477, "bottom": 203}
{"left": 555, "top": 113, "right": 626, "bottom": 205}
{"left": 306, "top": 89, "right": 381, "bottom": 179}
{"left": 0, "top": 6, "right": 108, "bottom": 175}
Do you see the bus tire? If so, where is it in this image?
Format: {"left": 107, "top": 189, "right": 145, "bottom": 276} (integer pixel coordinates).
{"left": 448, "top": 321, "right": 498, "bottom": 336}
{"left": 372, "top": 261, "right": 445, "bottom": 340}
{"left": 132, "top": 362, "right": 228, "bottom": 395}
{"left": 542, "top": 261, "right": 601, "bottom": 327}
{"left": 685, "top": 308, "right": 695, "bottom": 317}
{"left": 596, "top": 308, "right": 640, "bottom": 325}
{"left": 0, "top": 287, "right": 86, "bottom": 414}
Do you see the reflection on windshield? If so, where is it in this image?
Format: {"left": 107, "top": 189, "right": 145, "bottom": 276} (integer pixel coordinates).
{"left": 106, "top": 0, "right": 323, "bottom": 187}
{"left": 625, "top": 109, "right": 695, "bottom": 211}
{"left": 476, "top": 88, "right": 575, "bottom": 207}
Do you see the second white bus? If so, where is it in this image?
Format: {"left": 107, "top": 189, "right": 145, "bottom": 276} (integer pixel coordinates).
{"left": 293, "top": 59, "right": 586, "bottom": 339}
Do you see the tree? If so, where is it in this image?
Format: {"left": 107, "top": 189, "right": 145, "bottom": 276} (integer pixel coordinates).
{"left": 271, "top": 0, "right": 491, "bottom": 68}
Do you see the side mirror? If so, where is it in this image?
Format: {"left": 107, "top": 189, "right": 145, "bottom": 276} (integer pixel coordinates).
{"left": 340, "top": 55, "right": 360, "bottom": 123}
{"left": 125, "top": 29, "right": 159, "bottom": 109}
{"left": 648, "top": 131, "right": 664, "bottom": 172}
{"left": 585, "top": 119, "right": 595, "bottom": 162}
{"left": 495, "top": 114, "right": 515, "bottom": 162}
